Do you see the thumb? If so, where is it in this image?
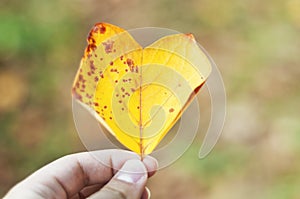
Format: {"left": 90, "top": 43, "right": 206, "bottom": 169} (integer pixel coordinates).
{"left": 89, "top": 159, "right": 148, "bottom": 199}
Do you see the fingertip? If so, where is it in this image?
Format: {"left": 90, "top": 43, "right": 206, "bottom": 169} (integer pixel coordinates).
{"left": 142, "top": 156, "right": 158, "bottom": 177}
{"left": 115, "top": 159, "right": 147, "bottom": 184}
{"left": 87, "top": 159, "right": 148, "bottom": 199}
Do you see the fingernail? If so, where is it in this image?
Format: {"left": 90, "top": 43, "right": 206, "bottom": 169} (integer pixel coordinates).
{"left": 141, "top": 186, "right": 151, "bottom": 199}
{"left": 146, "top": 187, "right": 151, "bottom": 199}
{"left": 115, "top": 159, "right": 147, "bottom": 184}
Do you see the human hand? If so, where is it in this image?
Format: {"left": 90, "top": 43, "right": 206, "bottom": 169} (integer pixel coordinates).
{"left": 4, "top": 149, "right": 157, "bottom": 199}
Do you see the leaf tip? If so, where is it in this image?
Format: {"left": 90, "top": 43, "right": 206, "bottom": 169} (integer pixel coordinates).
{"left": 185, "top": 33, "right": 196, "bottom": 41}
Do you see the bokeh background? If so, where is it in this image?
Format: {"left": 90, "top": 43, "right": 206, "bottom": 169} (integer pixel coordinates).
{"left": 1, "top": 0, "right": 300, "bottom": 198}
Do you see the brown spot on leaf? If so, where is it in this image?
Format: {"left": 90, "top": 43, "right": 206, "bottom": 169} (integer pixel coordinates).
{"left": 126, "top": 58, "right": 135, "bottom": 72}
{"left": 72, "top": 88, "right": 82, "bottom": 101}
{"left": 90, "top": 60, "right": 96, "bottom": 71}
{"left": 99, "top": 24, "right": 106, "bottom": 34}
{"left": 86, "top": 93, "right": 93, "bottom": 99}
{"left": 102, "top": 40, "right": 114, "bottom": 54}
{"left": 79, "top": 75, "right": 84, "bottom": 81}
{"left": 86, "top": 43, "right": 97, "bottom": 55}
{"left": 110, "top": 69, "right": 118, "bottom": 73}
{"left": 92, "top": 23, "right": 106, "bottom": 34}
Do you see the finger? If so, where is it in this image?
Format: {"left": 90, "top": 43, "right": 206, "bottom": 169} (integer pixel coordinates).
{"left": 89, "top": 159, "right": 148, "bottom": 199}
{"left": 4, "top": 150, "right": 157, "bottom": 199}
{"left": 70, "top": 184, "right": 102, "bottom": 199}
{"left": 142, "top": 155, "right": 158, "bottom": 178}
{"left": 80, "top": 184, "right": 102, "bottom": 197}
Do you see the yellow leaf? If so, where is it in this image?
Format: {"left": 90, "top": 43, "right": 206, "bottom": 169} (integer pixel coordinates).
{"left": 72, "top": 23, "right": 211, "bottom": 157}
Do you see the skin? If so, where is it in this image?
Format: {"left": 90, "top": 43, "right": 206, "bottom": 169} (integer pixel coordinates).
{"left": 4, "top": 149, "right": 158, "bottom": 199}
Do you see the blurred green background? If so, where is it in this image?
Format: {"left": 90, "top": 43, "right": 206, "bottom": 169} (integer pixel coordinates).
{"left": 0, "top": 0, "right": 300, "bottom": 198}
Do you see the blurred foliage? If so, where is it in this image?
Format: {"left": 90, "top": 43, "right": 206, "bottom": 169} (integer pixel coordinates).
{"left": 0, "top": 0, "right": 300, "bottom": 198}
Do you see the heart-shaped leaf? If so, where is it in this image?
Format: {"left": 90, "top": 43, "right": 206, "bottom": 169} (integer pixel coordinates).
{"left": 72, "top": 23, "right": 211, "bottom": 156}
